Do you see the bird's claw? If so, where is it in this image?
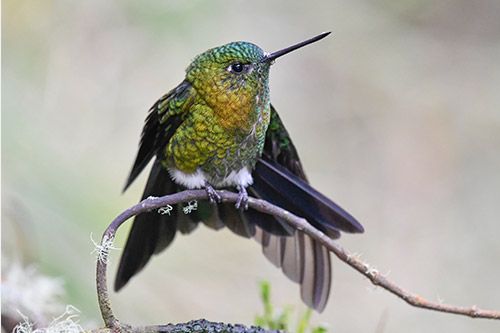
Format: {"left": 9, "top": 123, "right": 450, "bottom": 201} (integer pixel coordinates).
{"left": 235, "top": 186, "right": 249, "bottom": 210}
{"left": 205, "top": 182, "right": 221, "bottom": 204}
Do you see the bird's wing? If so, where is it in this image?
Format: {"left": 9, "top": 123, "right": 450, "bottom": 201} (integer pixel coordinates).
{"left": 123, "top": 79, "right": 193, "bottom": 191}
{"left": 262, "top": 104, "right": 308, "bottom": 180}
{"left": 249, "top": 104, "right": 363, "bottom": 312}
{"left": 116, "top": 80, "right": 197, "bottom": 291}
{"left": 258, "top": 105, "right": 363, "bottom": 235}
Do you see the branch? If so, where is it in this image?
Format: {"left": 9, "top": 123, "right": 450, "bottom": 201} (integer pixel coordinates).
{"left": 95, "top": 190, "right": 500, "bottom": 331}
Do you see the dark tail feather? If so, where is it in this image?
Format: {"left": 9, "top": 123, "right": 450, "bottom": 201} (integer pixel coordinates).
{"left": 115, "top": 159, "right": 180, "bottom": 291}
{"left": 219, "top": 203, "right": 256, "bottom": 238}
{"left": 254, "top": 228, "right": 331, "bottom": 312}
{"left": 300, "top": 233, "right": 331, "bottom": 312}
{"left": 244, "top": 207, "right": 294, "bottom": 236}
{"left": 245, "top": 187, "right": 295, "bottom": 237}
{"left": 254, "top": 157, "right": 364, "bottom": 235}
{"left": 199, "top": 201, "right": 225, "bottom": 230}
{"left": 248, "top": 156, "right": 363, "bottom": 312}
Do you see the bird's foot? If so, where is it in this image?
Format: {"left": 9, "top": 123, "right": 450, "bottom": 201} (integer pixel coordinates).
{"left": 235, "top": 186, "right": 249, "bottom": 210}
{"left": 204, "top": 181, "right": 221, "bottom": 204}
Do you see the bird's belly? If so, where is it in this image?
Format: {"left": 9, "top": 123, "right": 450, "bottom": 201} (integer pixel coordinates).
{"left": 168, "top": 165, "right": 253, "bottom": 189}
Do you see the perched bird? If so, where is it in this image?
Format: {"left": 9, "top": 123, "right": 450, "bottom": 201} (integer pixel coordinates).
{"left": 116, "top": 32, "right": 364, "bottom": 312}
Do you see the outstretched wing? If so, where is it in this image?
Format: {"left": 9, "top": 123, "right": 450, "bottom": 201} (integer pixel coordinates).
{"left": 115, "top": 80, "right": 195, "bottom": 290}
{"left": 259, "top": 105, "right": 363, "bottom": 235}
{"left": 262, "top": 104, "right": 308, "bottom": 180}
{"left": 249, "top": 104, "right": 363, "bottom": 312}
{"left": 123, "top": 79, "right": 193, "bottom": 191}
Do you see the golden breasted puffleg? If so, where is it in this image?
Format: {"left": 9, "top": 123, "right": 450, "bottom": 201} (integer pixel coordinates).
{"left": 115, "top": 32, "right": 364, "bottom": 312}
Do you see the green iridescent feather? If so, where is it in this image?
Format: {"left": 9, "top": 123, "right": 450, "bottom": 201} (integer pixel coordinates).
{"left": 117, "top": 34, "right": 364, "bottom": 312}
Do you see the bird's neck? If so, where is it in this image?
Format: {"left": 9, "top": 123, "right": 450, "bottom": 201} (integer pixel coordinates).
{"left": 199, "top": 86, "right": 270, "bottom": 136}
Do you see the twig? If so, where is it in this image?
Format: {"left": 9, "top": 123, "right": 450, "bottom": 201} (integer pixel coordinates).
{"left": 95, "top": 190, "right": 500, "bottom": 331}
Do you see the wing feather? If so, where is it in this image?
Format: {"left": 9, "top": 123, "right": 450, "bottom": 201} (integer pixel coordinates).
{"left": 251, "top": 104, "right": 363, "bottom": 312}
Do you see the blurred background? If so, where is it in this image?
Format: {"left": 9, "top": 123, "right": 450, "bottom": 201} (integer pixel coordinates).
{"left": 3, "top": 0, "right": 500, "bottom": 331}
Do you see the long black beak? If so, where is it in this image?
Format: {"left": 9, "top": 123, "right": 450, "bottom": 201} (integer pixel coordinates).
{"left": 263, "top": 31, "right": 331, "bottom": 63}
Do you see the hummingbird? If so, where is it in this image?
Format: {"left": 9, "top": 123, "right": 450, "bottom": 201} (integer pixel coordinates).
{"left": 115, "top": 32, "right": 364, "bottom": 312}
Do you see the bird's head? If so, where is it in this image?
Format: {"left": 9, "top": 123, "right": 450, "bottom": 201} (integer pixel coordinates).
{"left": 185, "top": 32, "right": 331, "bottom": 112}
{"left": 186, "top": 42, "right": 270, "bottom": 111}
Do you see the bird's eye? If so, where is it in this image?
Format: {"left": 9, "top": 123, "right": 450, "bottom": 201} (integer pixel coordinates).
{"left": 229, "top": 62, "right": 244, "bottom": 73}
